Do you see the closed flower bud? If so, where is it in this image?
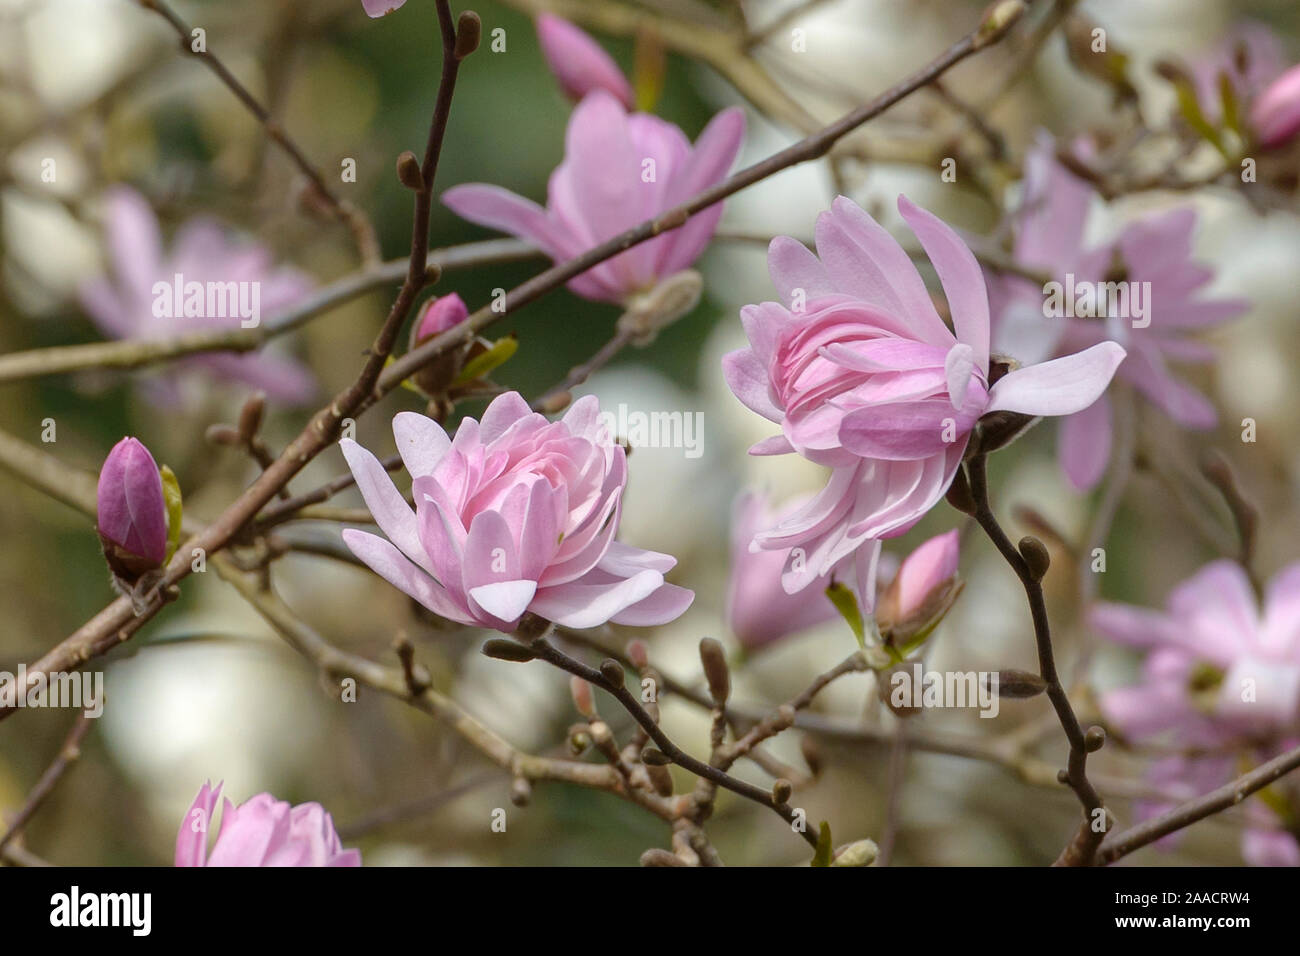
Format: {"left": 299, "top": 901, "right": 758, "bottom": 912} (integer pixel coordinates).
{"left": 830, "top": 838, "right": 879, "bottom": 867}
{"left": 698, "top": 637, "right": 730, "bottom": 707}
{"left": 1251, "top": 63, "right": 1300, "bottom": 149}
{"left": 412, "top": 293, "right": 470, "bottom": 346}
{"left": 97, "top": 437, "right": 169, "bottom": 583}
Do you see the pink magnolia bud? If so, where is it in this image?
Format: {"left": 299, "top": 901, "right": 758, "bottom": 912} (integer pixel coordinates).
{"left": 536, "top": 14, "right": 634, "bottom": 109}
{"left": 411, "top": 292, "right": 470, "bottom": 347}
{"left": 888, "top": 530, "right": 960, "bottom": 621}
{"left": 175, "top": 781, "right": 360, "bottom": 867}
{"left": 96, "top": 437, "right": 168, "bottom": 579}
{"left": 1251, "top": 63, "right": 1300, "bottom": 148}
{"left": 361, "top": 0, "right": 407, "bottom": 18}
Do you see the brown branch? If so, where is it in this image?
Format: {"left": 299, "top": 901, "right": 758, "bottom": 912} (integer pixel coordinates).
{"left": 965, "top": 450, "right": 1108, "bottom": 864}
{"left": 0, "top": 711, "right": 97, "bottom": 854}
{"left": 1097, "top": 742, "right": 1300, "bottom": 865}
{"left": 377, "top": 2, "right": 1027, "bottom": 395}
{"left": 136, "top": 0, "right": 380, "bottom": 262}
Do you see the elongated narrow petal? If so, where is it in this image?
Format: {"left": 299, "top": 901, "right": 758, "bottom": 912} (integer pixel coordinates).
{"left": 537, "top": 14, "right": 634, "bottom": 108}
{"left": 985, "top": 342, "right": 1126, "bottom": 417}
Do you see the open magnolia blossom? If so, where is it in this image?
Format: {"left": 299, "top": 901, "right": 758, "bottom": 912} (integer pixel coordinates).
{"left": 1093, "top": 560, "right": 1300, "bottom": 865}
{"left": 989, "top": 137, "right": 1250, "bottom": 490}
{"left": 78, "top": 186, "right": 316, "bottom": 405}
{"left": 724, "top": 195, "right": 1125, "bottom": 593}
{"left": 175, "top": 781, "right": 360, "bottom": 867}
{"left": 340, "top": 392, "right": 694, "bottom": 631}
{"left": 443, "top": 90, "right": 744, "bottom": 305}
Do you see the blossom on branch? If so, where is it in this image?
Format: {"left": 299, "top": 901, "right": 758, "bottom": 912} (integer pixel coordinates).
{"left": 340, "top": 392, "right": 694, "bottom": 631}
{"left": 988, "top": 138, "right": 1250, "bottom": 490}
{"left": 78, "top": 186, "right": 317, "bottom": 406}
{"left": 175, "top": 781, "right": 360, "bottom": 867}
{"left": 443, "top": 91, "right": 744, "bottom": 305}
{"left": 1093, "top": 560, "right": 1300, "bottom": 866}
{"left": 723, "top": 195, "right": 1124, "bottom": 593}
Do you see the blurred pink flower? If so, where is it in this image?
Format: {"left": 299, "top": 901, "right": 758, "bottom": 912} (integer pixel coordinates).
{"left": 411, "top": 292, "right": 470, "bottom": 345}
{"left": 175, "top": 781, "right": 360, "bottom": 867}
{"left": 988, "top": 138, "right": 1250, "bottom": 490}
{"left": 723, "top": 195, "right": 1124, "bottom": 592}
{"left": 97, "top": 436, "right": 167, "bottom": 577}
{"left": 1252, "top": 64, "right": 1300, "bottom": 149}
{"left": 79, "top": 186, "right": 316, "bottom": 405}
{"left": 1093, "top": 560, "right": 1300, "bottom": 865}
{"left": 537, "top": 13, "right": 634, "bottom": 109}
{"left": 443, "top": 91, "right": 744, "bottom": 304}
{"left": 341, "top": 391, "right": 694, "bottom": 631}
{"left": 361, "top": 0, "right": 406, "bottom": 17}
{"left": 726, "top": 490, "right": 872, "bottom": 649}
{"left": 1190, "top": 21, "right": 1286, "bottom": 128}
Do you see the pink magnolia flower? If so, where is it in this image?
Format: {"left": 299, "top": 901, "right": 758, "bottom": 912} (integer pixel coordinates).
{"left": 411, "top": 292, "right": 470, "bottom": 346}
{"left": 362, "top": 0, "right": 406, "bottom": 17}
{"left": 97, "top": 436, "right": 168, "bottom": 578}
{"left": 1093, "top": 560, "right": 1300, "bottom": 865}
{"left": 1252, "top": 65, "right": 1300, "bottom": 149}
{"left": 175, "top": 781, "right": 360, "bottom": 867}
{"left": 988, "top": 138, "right": 1250, "bottom": 490}
{"left": 537, "top": 14, "right": 634, "bottom": 109}
{"left": 443, "top": 91, "right": 744, "bottom": 304}
{"left": 79, "top": 186, "right": 316, "bottom": 405}
{"left": 723, "top": 195, "right": 1124, "bottom": 592}
{"left": 340, "top": 391, "right": 694, "bottom": 631}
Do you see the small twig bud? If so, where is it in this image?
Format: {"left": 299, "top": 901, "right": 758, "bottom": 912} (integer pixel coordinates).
{"left": 204, "top": 424, "right": 241, "bottom": 447}
{"left": 772, "top": 779, "right": 793, "bottom": 805}
{"left": 237, "top": 392, "right": 265, "bottom": 443}
{"left": 396, "top": 149, "right": 423, "bottom": 190}
{"left": 568, "top": 726, "right": 592, "bottom": 756}
{"left": 423, "top": 261, "right": 443, "bottom": 285}
{"left": 646, "top": 763, "right": 673, "bottom": 797}
{"left": 481, "top": 638, "right": 538, "bottom": 663}
{"left": 641, "top": 747, "right": 672, "bottom": 766}
{"left": 569, "top": 676, "right": 597, "bottom": 717}
{"left": 454, "top": 11, "right": 482, "bottom": 59}
{"left": 626, "top": 639, "right": 649, "bottom": 670}
{"left": 599, "top": 658, "right": 625, "bottom": 688}
{"left": 1085, "top": 726, "right": 1107, "bottom": 752}
{"left": 975, "top": 0, "right": 1027, "bottom": 48}
{"left": 830, "top": 839, "right": 880, "bottom": 867}
{"left": 988, "top": 669, "right": 1047, "bottom": 699}
{"left": 510, "top": 776, "right": 532, "bottom": 807}
{"left": 698, "top": 637, "right": 730, "bottom": 707}
{"left": 640, "top": 848, "right": 688, "bottom": 867}
{"left": 536, "top": 390, "right": 572, "bottom": 415}
{"left": 1056, "top": 769, "right": 1070, "bottom": 785}
{"left": 1018, "top": 535, "right": 1051, "bottom": 580}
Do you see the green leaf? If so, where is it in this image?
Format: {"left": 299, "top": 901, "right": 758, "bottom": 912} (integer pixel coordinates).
{"left": 1218, "top": 70, "right": 1241, "bottom": 138}
{"left": 811, "top": 821, "right": 833, "bottom": 867}
{"left": 159, "top": 464, "right": 183, "bottom": 564}
{"left": 452, "top": 335, "right": 517, "bottom": 387}
{"left": 1173, "top": 76, "right": 1228, "bottom": 158}
{"left": 825, "top": 581, "right": 865, "bottom": 648}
